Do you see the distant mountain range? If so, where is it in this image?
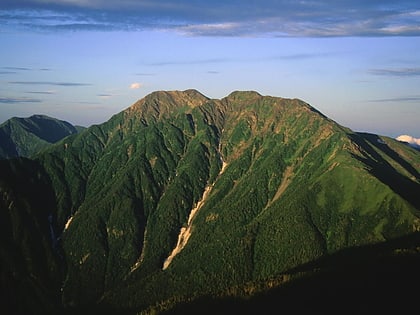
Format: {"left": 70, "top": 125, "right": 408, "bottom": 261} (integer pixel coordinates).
{"left": 0, "top": 90, "right": 419, "bottom": 314}
{"left": 0, "top": 114, "right": 84, "bottom": 159}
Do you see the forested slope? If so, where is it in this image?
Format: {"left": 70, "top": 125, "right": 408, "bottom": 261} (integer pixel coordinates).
{"left": 0, "top": 114, "right": 82, "bottom": 159}
{"left": 0, "top": 90, "right": 419, "bottom": 314}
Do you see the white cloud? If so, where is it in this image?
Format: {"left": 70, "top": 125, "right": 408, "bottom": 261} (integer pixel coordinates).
{"left": 130, "top": 82, "right": 143, "bottom": 89}
{"left": 396, "top": 135, "right": 420, "bottom": 149}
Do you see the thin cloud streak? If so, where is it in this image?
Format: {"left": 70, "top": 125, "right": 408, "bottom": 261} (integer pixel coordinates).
{"left": 144, "top": 52, "right": 333, "bottom": 68}
{"left": 1, "top": 66, "right": 52, "bottom": 71}
{"left": 0, "top": 97, "right": 42, "bottom": 104}
{"left": 135, "top": 73, "right": 156, "bottom": 76}
{"left": 97, "top": 93, "right": 116, "bottom": 99}
{"left": 9, "top": 81, "right": 92, "bottom": 86}
{"left": 369, "top": 96, "right": 420, "bottom": 103}
{"left": 369, "top": 68, "right": 420, "bottom": 76}
{"left": 26, "top": 91, "right": 55, "bottom": 95}
{"left": 2, "top": 66, "right": 31, "bottom": 71}
{"left": 144, "top": 58, "right": 229, "bottom": 66}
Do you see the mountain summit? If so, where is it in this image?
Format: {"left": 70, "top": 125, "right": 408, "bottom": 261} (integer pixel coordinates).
{"left": 1, "top": 90, "right": 419, "bottom": 314}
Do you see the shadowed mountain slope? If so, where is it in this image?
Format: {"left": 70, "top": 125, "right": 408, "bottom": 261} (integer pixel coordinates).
{"left": 0, "top": 114, "right": 82, "bottom": 159}
{"left": 0, "top": 90, "right": 419, "bottom": 314}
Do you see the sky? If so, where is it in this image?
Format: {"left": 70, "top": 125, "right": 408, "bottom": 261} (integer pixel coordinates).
{"left": 1, "top": 1, "right": 420, "bottom": 138}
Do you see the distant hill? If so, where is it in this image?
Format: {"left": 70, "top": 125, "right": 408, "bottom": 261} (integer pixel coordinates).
{"left": 0, "top": 90, "right": 419, "bottom": 314}
{"left": 0, "top": 114, "right": 83, "bottom": 159}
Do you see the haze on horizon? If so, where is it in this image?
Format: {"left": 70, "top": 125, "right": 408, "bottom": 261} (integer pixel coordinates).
{"left": 1, "top": 0, "right": 419, "bottom": 138}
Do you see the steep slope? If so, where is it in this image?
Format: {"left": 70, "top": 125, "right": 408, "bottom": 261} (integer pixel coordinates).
{"left": 0, "top": 158, "right": 63, "bottom": 314}
{"left": 0, "top": 114, "right": 82, "bottom": 159}
{"left": 0, "top": 90, "right": 419, "bottom": 314}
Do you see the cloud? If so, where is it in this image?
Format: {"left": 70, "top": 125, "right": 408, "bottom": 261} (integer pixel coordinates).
{"left": 2, "top": 66, "right": 31, "bottom": 71}
{"left": 0, "top": 97, "right": 42, "bottom": 104}
{"left": 9, "top": 81, "right": 92, "bottom": 86}
{"left": 0, "top": 66, "right": 29, "bottom": 74}
{"left": 144, "top": 52, "right": 331, "bottom": 69}
{"left": 135, "top": 72, "right": 155, "bottom": 76}
{"left": 97, "top": 93, "right": 114, "bottom": 99}
{"left": 396, "top": 135, "right": 420, "bottom": 149}
{"left": 369, "top": 96, "right": 420, "bottom": 102}
{"left": 25, "top": 91, "right": 55, "bottom": 95}
{"left": 0, "top": 67, "right": 52, "bottom": 75}
{"left": 369, "top": 68, "right": 420, "bottom": 76}
{"left": 144, "top": 58, "right": 229, "bottom": 66}
{"left": 130, "top": 82, "right": 143, "bottom": 89}
{"left": 1, "top": 1, "right": 419, "bottom": 37}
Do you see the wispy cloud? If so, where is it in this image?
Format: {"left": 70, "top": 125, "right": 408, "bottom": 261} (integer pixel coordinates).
{"left": 0, "top": 71, "right": 17, "bottom": 74}
{"left": 135, "top": 73, "right": 155, "bottom": 76}
{"left": 369, "top": 68, "right": 420, "bottom": 76}
{"left": 1, "top": 66, "right": 52, "bottom": 71}
{"left": 2, "top": 66, "right": 31, "bottom": 71}
{"left": 269, "top": 52, "right": 337, "bottom": 61}
{"left": 144, "top": 58, "right": 229, "bottom": 66}
{"left": 369, "top": 96, "right": 420, "bottom": 102}
{"left": 25, "top": 91, "right": 55, "bottom": 95}
{"left": 0, "top": 97, "right": 42, "bottom": 104}
{"left": 145, "top": 52, "right": 331, "bottom": 68}
{"left": 1, "top": 1, "right": 419, "bottom": 37}
{"left": 9, "top": 81, "right": 92, "bottom": 86}
{"left": 97, "top": 93, "right": 115, "bottom": 99}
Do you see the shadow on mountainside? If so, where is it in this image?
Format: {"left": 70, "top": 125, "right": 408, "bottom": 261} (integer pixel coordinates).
{"left": 162, "top": 232, "right": 420, "bottom": 315}
{"left": 0, "top": 158, "right": 63, "bottom": 315}
{"left": 348, "top": 132, "right": 420, "bottom": 210}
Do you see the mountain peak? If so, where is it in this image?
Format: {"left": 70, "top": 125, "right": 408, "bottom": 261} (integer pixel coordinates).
{"left": 226, "top": 90, "right": 262, "bottom": 101}
{"left": 125, "top": 89, "right": 209, "bottom": 123}
{"left": 0, "top": 114, "right": 80, "bottom": 159}
{"left": 147, "top": 89, "right": 209, "bottom": 102}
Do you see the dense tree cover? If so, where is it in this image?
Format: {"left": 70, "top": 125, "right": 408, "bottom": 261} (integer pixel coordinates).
{"left": 0, "top": 114, "right": 82, "bottom": 159}
{"left": 0, "top": 90, "right": 419, "bottom": 314}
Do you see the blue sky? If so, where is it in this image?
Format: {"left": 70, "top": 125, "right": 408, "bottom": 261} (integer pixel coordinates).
{"left": 1, "top": 1, "right": 420, "bottom": 138}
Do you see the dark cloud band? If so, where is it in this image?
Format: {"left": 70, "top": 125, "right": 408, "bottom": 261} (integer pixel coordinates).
{"left": 1, "top": 1, "right": 419, "bottom": 37}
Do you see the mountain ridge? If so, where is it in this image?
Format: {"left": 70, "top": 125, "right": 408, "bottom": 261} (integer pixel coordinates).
{"left": 0, "top": 114, "right": 83, "bottom": 159}
{"left": 0, "top": 89, "right": 419, "bottom": 314}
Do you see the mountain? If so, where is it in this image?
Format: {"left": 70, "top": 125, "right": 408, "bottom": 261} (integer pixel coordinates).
{"left": 0, "top": 114, "right": 83, "bottom": 159}
{"left": 0, "top": 90, "right": 419, "bottom": 314}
